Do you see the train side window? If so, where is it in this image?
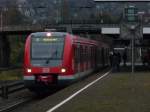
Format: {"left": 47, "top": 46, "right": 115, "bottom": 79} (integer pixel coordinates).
{"left": 87, "top": 46, "right": 89, "bottom": 61}
{"left": 74, "top": 44, "right": 80, "bottom": 64}
{"left": 85, "top": 46, "right": 87, "bottom": 62}
{"left": 93, "top": 47, "right": 96, "bottom": 62}
{"left": 74, "top": 46, "right": 78, "bottom": 64}
{"left": 91, "top": 47, "right": 93, "bottom": 61}
{"left": 80, "top": 46, "right": 83, "bottom": 63}
{"left": 83, "top": 46, "right": 86, "bottom": 62}
{"left": 77, "top": 45, "right": 80, "bottom": 63}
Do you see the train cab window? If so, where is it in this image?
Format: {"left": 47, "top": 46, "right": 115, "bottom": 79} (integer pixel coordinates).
{"left": 31, "top": 37, "right": 65, "bottom": 60}
{"left": 30, "top": 37, "right": 65, "bottom": 67}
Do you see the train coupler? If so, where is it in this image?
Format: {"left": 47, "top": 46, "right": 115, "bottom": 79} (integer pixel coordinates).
{"left": 37, "top": 75, "right": 53, "bottom": 85}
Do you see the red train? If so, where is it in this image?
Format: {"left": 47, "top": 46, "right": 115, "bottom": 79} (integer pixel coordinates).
{"left": 23, "top": 32, "right": 109, "bottom": 93}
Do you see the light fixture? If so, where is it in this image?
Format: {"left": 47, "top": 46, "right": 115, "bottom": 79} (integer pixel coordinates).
{"left": 46, "top": 32, "right": 52, "bottom": 37}
{"left": 27, "top": 68, "right": 32, "bottom": 73}
{"left": 61, "top": 68, "right": 66, "bottom": 73}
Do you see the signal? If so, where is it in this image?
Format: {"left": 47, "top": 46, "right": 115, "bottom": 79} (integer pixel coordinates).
{"left": 124, "top": 6, "right": 138, "bottom": 23}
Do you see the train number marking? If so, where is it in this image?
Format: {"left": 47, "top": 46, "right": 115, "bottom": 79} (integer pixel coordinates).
{"left": 42, "top": 68, "right": 50, "bottom": 73}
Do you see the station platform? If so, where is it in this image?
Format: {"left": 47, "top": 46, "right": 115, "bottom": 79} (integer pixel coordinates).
{"left": 115, "top": 62, "right": 150, "bottom": 72}
{"left": 25, "top": 65, "right": 150, "bottom": 112}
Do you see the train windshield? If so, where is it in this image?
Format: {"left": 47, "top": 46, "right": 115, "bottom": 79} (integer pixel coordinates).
{"left": 31, "top": 37, "right": 65, "bottom": 60}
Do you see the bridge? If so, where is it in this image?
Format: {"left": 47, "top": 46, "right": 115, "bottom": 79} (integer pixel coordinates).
{"left": 1, "top": 24, "right": 150, "bottom": 35}
{"left": 0, "top": 24, "right": 118, "bottom": 33}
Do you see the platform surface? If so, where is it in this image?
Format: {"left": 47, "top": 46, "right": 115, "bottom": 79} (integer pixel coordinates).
{"left": 17, "top": 65, "right": 150, "bottom": 112}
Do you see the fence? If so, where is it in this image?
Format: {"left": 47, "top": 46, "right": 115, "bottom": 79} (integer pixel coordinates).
{"left": 0, "top": 81, "right": 25, "bottom": 99}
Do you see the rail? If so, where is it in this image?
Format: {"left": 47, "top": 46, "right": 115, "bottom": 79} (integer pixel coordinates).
{"left": 0, "top": 81, "right": 25, "bottom": 99}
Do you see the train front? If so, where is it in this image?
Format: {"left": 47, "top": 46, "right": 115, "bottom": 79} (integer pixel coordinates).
{"left": 24, "top": 32, "right": 71, "bottom": 91}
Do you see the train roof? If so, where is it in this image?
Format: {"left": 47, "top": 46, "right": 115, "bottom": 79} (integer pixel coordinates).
{"left": 30, "top": 32, "right": 107, "bottom": 45}
{"left": 30, "top": 32, "right": 68, "bottom": 37}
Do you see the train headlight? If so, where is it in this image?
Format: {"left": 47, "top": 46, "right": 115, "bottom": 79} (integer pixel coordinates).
{"left": 46, "top": 32, "right": 52, "bottom": 37}
{"left": 61, "top": 68, "right": 66, "bottom": 73}
{"left": 27, "top": 68, "right": 32, "bottom": 73}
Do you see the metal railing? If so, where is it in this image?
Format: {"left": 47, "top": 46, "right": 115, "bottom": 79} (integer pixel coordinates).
{"left": 0, "top": 81, "right": 25, "bottom": 99}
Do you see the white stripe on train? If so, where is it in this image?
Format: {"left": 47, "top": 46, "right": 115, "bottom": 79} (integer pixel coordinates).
{"left": 23, "top": 69, "right": 94, "bottom": 81}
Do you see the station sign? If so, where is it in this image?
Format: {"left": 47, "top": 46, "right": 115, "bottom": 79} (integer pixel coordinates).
{"left": 143, "top": 27, "right": 150, "bottom": 34}
{"left": 101, "top": 28, "right": 120, "bottom": 34}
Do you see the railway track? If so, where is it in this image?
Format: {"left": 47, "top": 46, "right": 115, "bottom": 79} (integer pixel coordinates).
{"left": 0, "top": 98, "right": 32, "bottom": 112}
{"left": 0, "top": 86, "right": 65, "bottom": 112}
{"left": 0, "top": 80, "right": 34, "bottom": 112}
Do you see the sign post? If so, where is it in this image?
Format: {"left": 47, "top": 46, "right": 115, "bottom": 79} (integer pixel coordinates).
{"left": 130, "top": 26, "right": 135, "bottom": 73}
{"left": 124, "top": 6, "right": 138, "bottom": 73}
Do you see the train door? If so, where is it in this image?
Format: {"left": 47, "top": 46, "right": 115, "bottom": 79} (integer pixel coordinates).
{"left": 83, "top": 46, "right": 87, "bottom": 71}
{"left": 101, "top": 47, "right": 104, "bottom": 67}
{"left": 85, "top": 46, "right": 88, "bottom": 70}
{"left": 94, "top": 46, "right": 97, "bottom": 68}
{"left": 80, "top": 45, "right": 84, "bottom": 72}
{"left": 77, "top": 44, "right": 80, "bottom": 72}
{"left": 73, "top": 43, "right": 81, "bottom": 73}
{"left": 74, "top": 45, "right": 78, "bottom": 73}
{"left": 87, "top": 46, "right": 91, "bottom": 69}
{"left": 90, "top": 46, "right": 93, "bottom": 68}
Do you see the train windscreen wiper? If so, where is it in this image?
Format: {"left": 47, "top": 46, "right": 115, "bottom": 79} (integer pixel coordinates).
{"left": 46, "top": 50, "right": 58, "bottom": 64}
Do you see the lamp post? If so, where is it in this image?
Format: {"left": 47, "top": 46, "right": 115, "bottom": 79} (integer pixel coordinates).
{"left": 138, "top": 11, "right": 145, "bottom": 24}
{"left": 130, "top": 25, "right": 135, "bottom": 73}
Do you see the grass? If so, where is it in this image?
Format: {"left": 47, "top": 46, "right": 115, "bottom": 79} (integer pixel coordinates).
{"left": 58, "top": 72, "right": 150, "bottom": 112}
{"left": 0, "top": 69, "right": 23, "bottom": 80}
